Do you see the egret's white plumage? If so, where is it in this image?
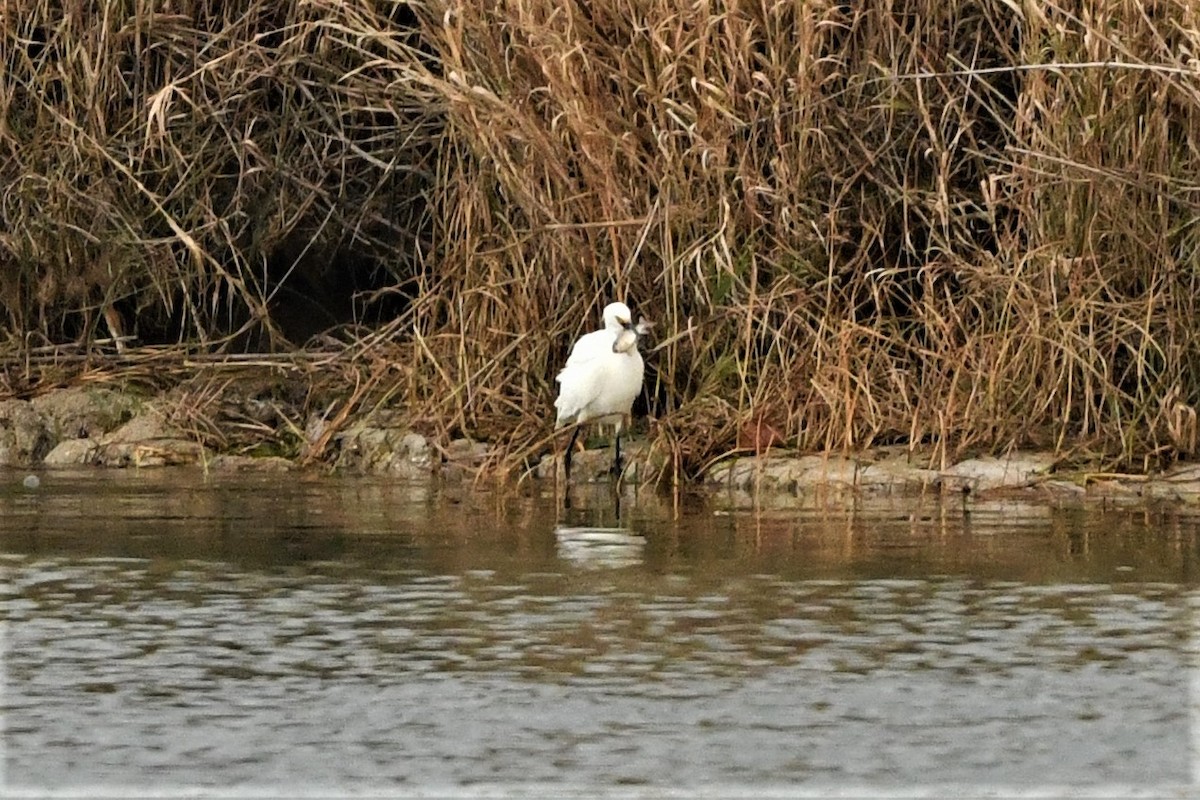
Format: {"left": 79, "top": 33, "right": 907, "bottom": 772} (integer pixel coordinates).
{"left": 554, "top": 301, "right": 650, "bottom": 478}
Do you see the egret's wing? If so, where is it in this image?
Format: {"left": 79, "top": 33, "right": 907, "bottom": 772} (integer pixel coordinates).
{"left": 554, "top": 329, "right": 611, "bottom": 425}
{"left": 556, "top": 329, "right": 609, "bottom": 379}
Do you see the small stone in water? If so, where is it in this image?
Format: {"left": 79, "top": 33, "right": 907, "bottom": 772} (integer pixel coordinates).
{"left": 23, "top": 474, "right": 41, "bottom": 490}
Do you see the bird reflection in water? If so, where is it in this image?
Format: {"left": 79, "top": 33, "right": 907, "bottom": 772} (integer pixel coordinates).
{"left": 555, "top": 484, "right": 645, "bottom": 569}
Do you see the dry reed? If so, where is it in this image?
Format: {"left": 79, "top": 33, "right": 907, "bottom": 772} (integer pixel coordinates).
{"left": 4, "top": 0, "right": 1200, "bottom": 478}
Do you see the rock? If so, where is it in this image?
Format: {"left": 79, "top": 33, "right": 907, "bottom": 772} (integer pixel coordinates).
{"left": 445, "top": 437, "right": 490, "bottom": 467}
{"left": 102, "top": 412, "right": 177, "bottom": 444}
{"left": 0, "top": 399, "right": 51, "bottom": 466}
{"left": 143, "top": 442, "right": 205, "bottom": 466}
{"left": 206, "top": 454, "right": 296, "bottom": 472}
{"left": 858, "top": 456, "right": 940, "bottom": 492}
{"left": 43, "top": 438, "right": 101, "bottom": 466}
{"left": 1032, "top": 479, "right": 1088, "bottom": 500}
{"left": 439, "top": 437, "right": 493, "bottom": 481}
{"left": 99, "top": 439, "right": 207, "bottom": 467}
{"left": 537, "top": 440, "right": 656, "bottom": 483}
{"left": 1160, "top": 463, "right": 1200, "bottom": 483}
{"left": 95, "top": 412, "right": 206, "bottom": 467}
{"left": 707, "top": 451, "right": 1051, "bottom": 496}
{"left": 335, "top": 425, "right": 435, "bottom": 478}
{"left": 1145, "top": 464, "right": 1200, "bottom": 501}
{"left": 1085, "top": 478, "right": 1145, "bottom": 502}
{"left": 707, "top": 457, "right": 758, "bottom": 488}
{"left": 398, "top": 432, "right": 432, "bottom": 467}
{"left": 708, "top": 454, "right": 915, "bottom": 493}
{"left": 791, "top": 455, "right": 861, "bottom": 488}
{"left": 30, "top": 387, "right": 138, "bottom": 442}
{"left": 939, "top": 454, "right": 1057, "bottom": 493}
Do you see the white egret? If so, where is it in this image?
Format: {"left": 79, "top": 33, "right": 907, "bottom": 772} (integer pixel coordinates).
{"left": 554, "top": 301, "right": 652, "bottom": 480}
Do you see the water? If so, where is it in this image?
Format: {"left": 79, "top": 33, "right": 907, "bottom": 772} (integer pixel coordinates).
{"left": 1, "top": 468, "right": 1197, "bottom": 797}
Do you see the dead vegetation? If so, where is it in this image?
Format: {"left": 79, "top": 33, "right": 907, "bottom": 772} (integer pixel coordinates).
{"left": 3, "top": 0, "right": 1200, "bottom": 479}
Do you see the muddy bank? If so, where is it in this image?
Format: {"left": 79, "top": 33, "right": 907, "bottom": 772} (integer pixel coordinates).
{"left": 4, "top": 385, "right": 1200, "bottom": 505}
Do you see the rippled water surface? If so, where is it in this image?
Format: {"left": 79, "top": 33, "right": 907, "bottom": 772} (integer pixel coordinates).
{"left": 2, "top": 469, "right": 1198, "bottom": 797}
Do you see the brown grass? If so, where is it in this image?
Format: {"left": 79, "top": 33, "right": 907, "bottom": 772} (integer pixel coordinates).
{"left": 4, "top": 0, "right": 1200, "bottom": 478}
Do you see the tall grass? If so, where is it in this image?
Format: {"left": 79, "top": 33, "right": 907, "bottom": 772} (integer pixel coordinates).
{"left": 4, "top": 0, "right": 1200, "bottom": 476}
{"left": 0, "top": 0, "right": 438, "bottom": 345}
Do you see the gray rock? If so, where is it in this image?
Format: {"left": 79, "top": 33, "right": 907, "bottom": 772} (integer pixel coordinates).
{"left": 708, "top": 452, "right": 975, "bottom": 495}
{"left": 858, "top": 456, "right": 941, "bottom": 492}
{"left": 1143, "top": 464, "right": 1200, "bottom": 502}
{"left": 707, "top": 457, "right": 758, "bottom": 488}
{"left": 398, "top": 432, "right": 432, "bottom": 468}
{"left": 1160, "top": 463, "right": 1200, "bottom": 483}
{"left": 100, "top": 439, "right": 207, "bottom": 467}
{"left": 709, "top": 455, "right": 866, "bottom": 492}
{"left": 445, "top": 437, "right": 490, "bottom": 467}
{"left": 0, "top": 399, "right": 51, "bottom": 466}
{"left": 537, "top": 440, "right": 656, "bottom": 484}
{"left": 95, "top": 412, "right": 206, "bottom": 467}
{"left": 793, "top": 455, "right": 861, "bottom": 487}
{"left": 207, "top": 454, "right": 296, "bottom": 472}
{"left": 335, "top": 425, "right": 436, "bottom": 478}
{"left": 30, "top": 387, "right": 138, "bottom": 442}
{"left": 103, "top": 412, "right": 177, "bottom": 444}
{"left": 43, "top": 438, "right": 101, "bottom": 467}
{"left": 1033, "top": 479, "right": 1088, "bottom": 499}
{"left": 437, "top": 437, "right": 493, "bottom": 481}
{"left": 940, "top": 454, "right": 1056, "bottom": 492}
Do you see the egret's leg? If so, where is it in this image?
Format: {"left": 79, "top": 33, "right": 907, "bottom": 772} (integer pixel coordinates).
{"left": 610, "top": 420, "right": 625, "bottom": 478}
{"left": 564, "top": 426, "right": 583, "bottom": 481}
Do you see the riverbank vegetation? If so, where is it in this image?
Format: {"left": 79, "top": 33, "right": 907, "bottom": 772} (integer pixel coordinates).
{"left": 3, "top": 0, "right": 1200, "bottom": 479}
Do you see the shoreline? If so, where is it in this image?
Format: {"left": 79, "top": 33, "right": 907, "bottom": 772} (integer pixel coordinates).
{"left": 3, "top": 384, "right": 1199, "bottom": 508}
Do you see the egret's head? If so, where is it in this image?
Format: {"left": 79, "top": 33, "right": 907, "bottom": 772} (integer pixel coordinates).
{"left": 602, "top": 302, "right": 635, "bottom": 332}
